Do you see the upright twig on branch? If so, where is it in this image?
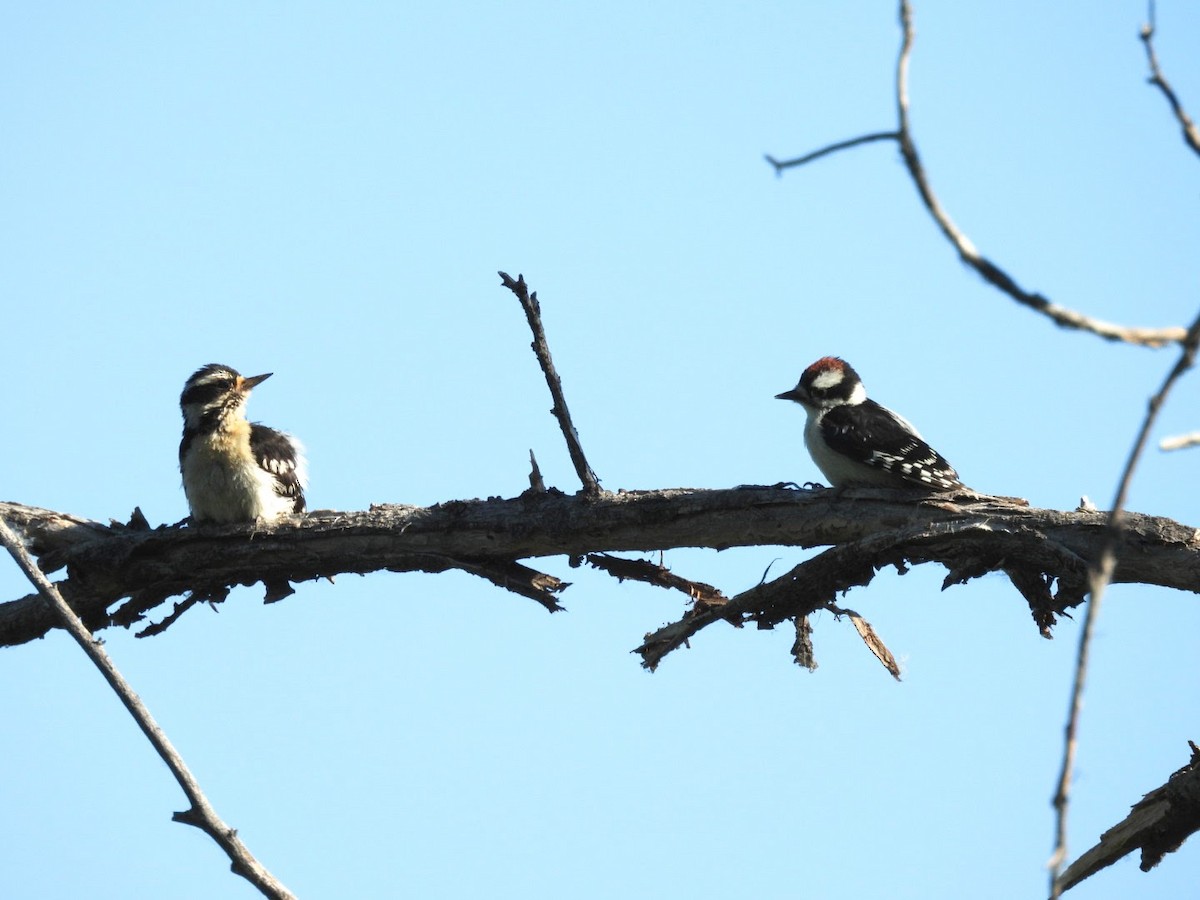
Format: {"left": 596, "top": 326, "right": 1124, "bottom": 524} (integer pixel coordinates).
{"left": 0, "top": 516, "right": 296, "bottom": 900}
{"left": 499, "top": 271, "right": 602, "bottom": 496}
{"left": 1048, "top": 308, "right": 1200, "bottom": 896}
{"left": 766, "top": 0, "right": 1186, "bottom": 349}
{"left": 1140, "top": 1, "right": 1200, "bottom": 158}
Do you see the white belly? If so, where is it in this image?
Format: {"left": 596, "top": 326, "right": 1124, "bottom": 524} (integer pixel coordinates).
{"left": 803, "top": 413, "right": 896, "bottom": 488}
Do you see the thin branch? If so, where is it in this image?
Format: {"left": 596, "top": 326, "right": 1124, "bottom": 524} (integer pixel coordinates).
{"left": 1140, "top": 2, "right": 1200, "bottom": 158}
{"left": 0, "top": 516, "right": 296, "bottom": 900}
{"left": 137, "top": 594, "right": 207, "bottom": 638}
{"left": 1160, "top": 431, "right": 1200, "bottom": 452}
{"left": 766, "top": 0, "right": 1187, "bottom": 349}
{"left": 447, "top": 556, "right": 567, "bottom": 612}
{"left": 1049, "top": 309, "right": 1200, "bottom": 895}
{"left": 587, "top": 553, "right": 727, "bottom": 606}
{"left": 765, "top": 131, "right": 899, "bottom": 173}
{"left": 893, "top": 0, "right": 1183, "bottom": 348}
{"left": 498, "top": 271, "right": 602, "bottom": 495}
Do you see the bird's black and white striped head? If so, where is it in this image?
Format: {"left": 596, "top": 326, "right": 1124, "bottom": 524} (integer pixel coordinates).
{"left": 775, "top": 357, "right": 867, "bottom": 411}
{"left": 180, "top": 363, "right": 272, "bottom": 433}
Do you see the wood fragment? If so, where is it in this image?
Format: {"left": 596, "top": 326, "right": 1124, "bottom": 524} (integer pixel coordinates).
{"left": 830, "top": 605, "right": 901, "bottom": 681}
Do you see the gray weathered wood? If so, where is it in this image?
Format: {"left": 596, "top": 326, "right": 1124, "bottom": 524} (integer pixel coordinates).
{"left": 2, "top": 488, "right": 1197, "bottom": 651}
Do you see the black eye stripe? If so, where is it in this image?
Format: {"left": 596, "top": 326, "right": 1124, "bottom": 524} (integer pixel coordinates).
{"left": 181, "top": 381, "right": 234, "bottom": 408}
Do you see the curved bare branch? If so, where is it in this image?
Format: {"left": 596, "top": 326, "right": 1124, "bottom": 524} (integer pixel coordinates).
{"left": 765, "top": 0, "right": 1187, "bottom": 349}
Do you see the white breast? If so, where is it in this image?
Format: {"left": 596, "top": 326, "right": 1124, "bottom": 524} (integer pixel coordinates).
{"left": 802, "top": 410, "right": 897, "bottom": 488}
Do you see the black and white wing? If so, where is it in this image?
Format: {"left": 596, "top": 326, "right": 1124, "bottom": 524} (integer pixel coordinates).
{"left": 250, "top": 423, "right": 308, "bottom": 512}
{"left": 820, "top": 399, "right": 963, "bottom": 490}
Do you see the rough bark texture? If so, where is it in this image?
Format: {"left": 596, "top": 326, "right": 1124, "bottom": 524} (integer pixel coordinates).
{"left": 2, "top": 487, "right": 1197, "bottom": 653}
{"left": 1059, "top": 743, "right": 1200, "bottom": 891}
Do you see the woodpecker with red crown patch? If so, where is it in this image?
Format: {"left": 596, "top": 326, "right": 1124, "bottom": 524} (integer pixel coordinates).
{"left": 775, "top": 357, "right": 964, "bottom": 491}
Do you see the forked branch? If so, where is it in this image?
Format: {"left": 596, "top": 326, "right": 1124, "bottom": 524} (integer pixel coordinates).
{"left": 1050, "top": 309, "right": 1200, "bottom": 895}
{"left": 766, "top": 0, "right": 1186, "bottom": 348}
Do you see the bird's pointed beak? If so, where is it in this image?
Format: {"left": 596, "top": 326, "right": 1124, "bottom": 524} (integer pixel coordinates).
{"left": 240, "top": 372, "right": 273, "bottom": 391}
{"left": 775, "top": 388, "right": 803, "bottom": 402}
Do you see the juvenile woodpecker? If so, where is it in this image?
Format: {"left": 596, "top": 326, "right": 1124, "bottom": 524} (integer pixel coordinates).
{"left": 775, "top": 356, "right": 964, "bottom": 491}
{"left": 179, "top": 364, "right": 308, "bottom": 523}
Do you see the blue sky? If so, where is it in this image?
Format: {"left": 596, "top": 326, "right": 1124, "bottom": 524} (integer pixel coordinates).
{"left": 2, "top": 2, "right": 1197, "bottom": 898}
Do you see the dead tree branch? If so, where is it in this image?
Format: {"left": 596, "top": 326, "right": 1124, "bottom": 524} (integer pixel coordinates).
{"left": 5, "top": 489, "right": 1195, "bottom": 667}
{"left": 1058, "top": 741, "right": 1200, "bottom": 893}
{"left": 499, "top": 271, "right": 602, "bottom": 495}
{"left": 766, "top": 0, "right": 1187, "bottom": 349}
{"left": 0, "top": 516, "right": 296, "bottom": 900}
{"left": 1049, "top": 309, "right": 1200, "bottom": 894}
{"left": 636, "top": 511, "right": 1102, "bottom": 671}
{"left": 587, "top": 553, "right": 727, "bottom": 605}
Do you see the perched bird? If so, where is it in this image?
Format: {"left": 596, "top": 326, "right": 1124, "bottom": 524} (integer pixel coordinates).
{"left": 775, "top": 356, "right": 964, "bottom": 491}
{"left": 179, "top": 364, "right": 308, "bottom": 523}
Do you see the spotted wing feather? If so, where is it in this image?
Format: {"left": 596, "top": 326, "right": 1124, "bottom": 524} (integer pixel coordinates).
{"left": 820, "top": 400, "right": 962, "bottom": 490}
{"left": 250, "top": 424, "right": 308, "bottom": 512}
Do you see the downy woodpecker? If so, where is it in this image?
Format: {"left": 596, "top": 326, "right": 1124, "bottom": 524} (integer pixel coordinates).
{"left": 179, "top": 364, "right": 308, "bottom": 523}
{"left": 775, "top": 357, "right": 964, "bottom": 491}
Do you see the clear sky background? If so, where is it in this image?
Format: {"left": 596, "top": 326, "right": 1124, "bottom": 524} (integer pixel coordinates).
{"left": 2, "top": 2, "right": 1198, "bottom": 898}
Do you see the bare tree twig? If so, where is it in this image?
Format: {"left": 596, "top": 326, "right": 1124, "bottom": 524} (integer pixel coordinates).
{"left": 765, "top": 131, "right": 899, "bottom": 173}
{"left": 1140, "top": 1, "right": 1200, "bottom": 158}
{"left": 137, "top": 594, "right": 208, "bottom": 638}
{"left": 498, "top": 271, "right": 602, "bottom": 495}
{"left": 765, "top": 0, "right": 1187, "bottom": 349}
{"left": 587, "top": 553, "right": 727, "bottom": 606}
{"left": 0, "top": 515, "right": 297, "bottom": 900}
{"left": 1049, "top": 309, "right": 1200, "bottom": 895}
{"left": 1160, "top": 431, "right": 1200, "bottom": 452}
{"left": 894, "top": 0, "right": 1183, "bottom": 348}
